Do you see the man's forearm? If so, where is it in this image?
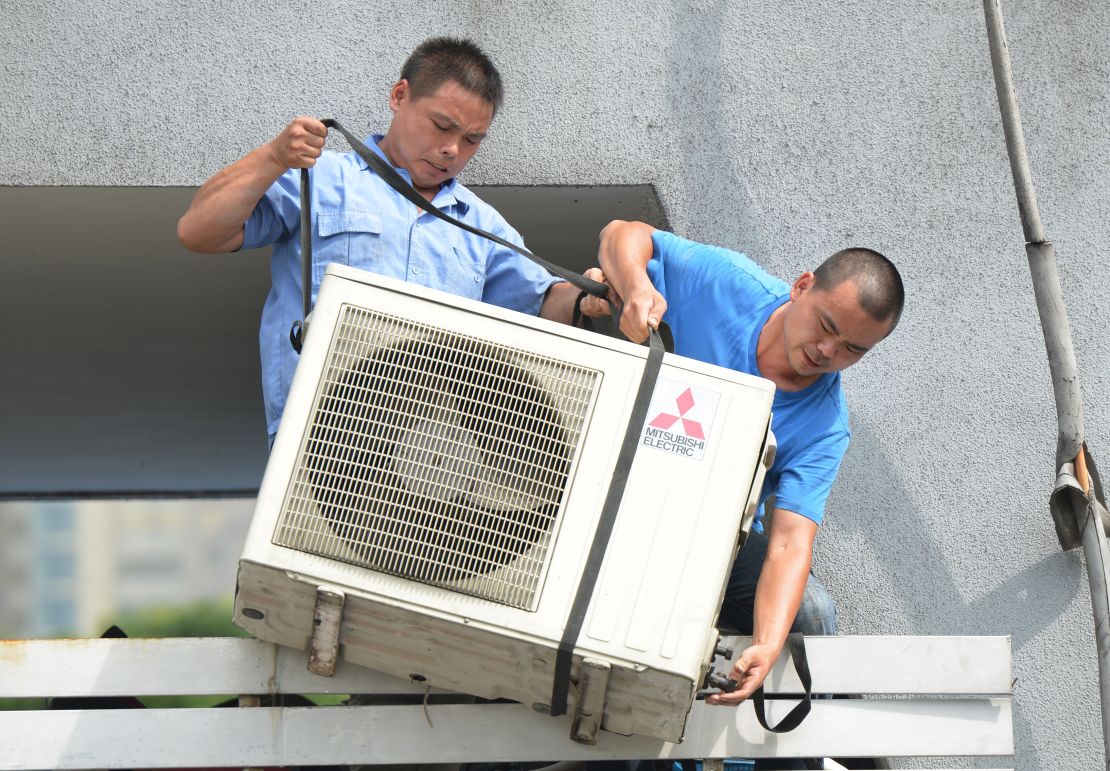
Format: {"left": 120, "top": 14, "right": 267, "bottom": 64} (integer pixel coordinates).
{"left": 596, "top": 220, "right": 666, "bottom": 341}
{"left": 708, "top": 511, "right": 817, "bottom": 705}
{"left": 596, "top": 219, "right": 657, "bottom": 300}
{"left": 177, "top": 145, "right": 286, "bottom": 253}
{"left": 179, "top": 117, "right": 328, "bottom": 254}
{"left": 751, "top": 537, "right": 812, "bottom": 651}
{"left": 537, "top": 281, "right": 579, "bottom": 325}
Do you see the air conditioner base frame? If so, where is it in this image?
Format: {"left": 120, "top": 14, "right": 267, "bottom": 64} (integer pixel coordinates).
{"left": 236, "top": 559, "right": 705, "bottom": 743}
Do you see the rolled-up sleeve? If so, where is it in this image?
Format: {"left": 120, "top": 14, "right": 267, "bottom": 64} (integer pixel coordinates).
{"left": 243, "top": 168, "right": 302, "bottom": 250}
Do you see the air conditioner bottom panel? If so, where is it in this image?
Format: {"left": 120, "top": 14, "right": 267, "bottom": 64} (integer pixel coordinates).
{"left": 235, "top": 559, "right": 701, "bottom": 743}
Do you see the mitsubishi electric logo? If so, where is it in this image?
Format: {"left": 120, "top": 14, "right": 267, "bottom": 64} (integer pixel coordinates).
{"left": 640, "top": 378, "right": 721, "bottom": 460}
{"left": 649, "top": 387, "right": 706, "bottom": 439}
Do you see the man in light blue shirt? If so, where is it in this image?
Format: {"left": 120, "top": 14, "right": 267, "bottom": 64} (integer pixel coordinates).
{"left": 178, "top": 37, "right": 583, "bottom": 442}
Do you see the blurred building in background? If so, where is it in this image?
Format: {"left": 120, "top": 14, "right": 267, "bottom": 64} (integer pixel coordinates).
{"left": 0, "top": 500, "right": 253, "bottom": 638}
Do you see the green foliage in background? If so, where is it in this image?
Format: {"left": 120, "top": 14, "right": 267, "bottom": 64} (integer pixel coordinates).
{"left": 104, "top": 596, "right": 249, "bottom": 640}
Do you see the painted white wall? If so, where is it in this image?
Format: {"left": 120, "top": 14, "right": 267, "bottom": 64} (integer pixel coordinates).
{"left": 5, "top": 1, "right": 1110, "bottom": 767}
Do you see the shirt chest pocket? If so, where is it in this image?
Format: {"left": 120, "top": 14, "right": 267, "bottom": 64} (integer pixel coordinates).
{"left": 432, "top": 243, "right": 485, "bottom": 299}
{"left": 314, "top": 210, "right": 384, "bottom": 282}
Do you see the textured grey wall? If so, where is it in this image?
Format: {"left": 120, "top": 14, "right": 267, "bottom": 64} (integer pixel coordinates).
{"left": 5, "top": 0, "right": 1110, "bottom": 767}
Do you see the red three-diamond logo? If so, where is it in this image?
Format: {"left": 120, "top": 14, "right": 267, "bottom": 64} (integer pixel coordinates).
{"left": 648, "top": 387, "right": 706, "bottom": 440}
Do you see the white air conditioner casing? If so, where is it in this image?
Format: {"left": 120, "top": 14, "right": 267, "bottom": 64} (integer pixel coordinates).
{"left": 235, "top": 263, "right": 776, "bottom": 743}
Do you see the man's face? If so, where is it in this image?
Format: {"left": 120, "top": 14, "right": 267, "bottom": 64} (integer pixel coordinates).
{"left": 383, "top": 78, "right": 494, "bottom": 197}
{"left": 782, "top": 273, "right": 893, "bottom": 377}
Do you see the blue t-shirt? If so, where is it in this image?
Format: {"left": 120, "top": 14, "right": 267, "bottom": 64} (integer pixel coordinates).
{"left": 243, "top": 134, "right": 558, "bottom": 439}
{"left": 648, "top": 230, "right": 850, "bottom": 531}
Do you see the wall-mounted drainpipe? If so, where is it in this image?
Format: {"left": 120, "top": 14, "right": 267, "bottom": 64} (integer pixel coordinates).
{"left": 983, "top": 2, "right": 1110, "bottom": 768}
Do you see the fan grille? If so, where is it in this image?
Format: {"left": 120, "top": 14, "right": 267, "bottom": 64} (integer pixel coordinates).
{"left": 273, "top": 304, "right": 600, "bottom": 610}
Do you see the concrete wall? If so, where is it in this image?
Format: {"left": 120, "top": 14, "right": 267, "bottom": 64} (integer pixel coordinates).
{"left": 5, "top": 0, "right": 1110, "bottom": 767}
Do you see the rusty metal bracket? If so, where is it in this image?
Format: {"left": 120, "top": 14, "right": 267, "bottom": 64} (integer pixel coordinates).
{"left": 570, "top": 657, "right": 611, "bottom": 745}
{"left": 307, "top": 587, "right": 345, "bottom": 677}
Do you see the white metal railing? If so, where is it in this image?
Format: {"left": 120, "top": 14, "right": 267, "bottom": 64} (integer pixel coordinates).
{"left": 0, "top": 635, "right": 1014, "bottom": 770}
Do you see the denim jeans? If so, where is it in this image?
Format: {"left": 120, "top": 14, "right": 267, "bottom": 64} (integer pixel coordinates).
{"left": 718, "top": 530, "right": 837, "bottom": 637}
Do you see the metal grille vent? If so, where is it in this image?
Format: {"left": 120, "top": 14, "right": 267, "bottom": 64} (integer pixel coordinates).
{"left": 274, "top": 304, "right": 600, "bottom": 610}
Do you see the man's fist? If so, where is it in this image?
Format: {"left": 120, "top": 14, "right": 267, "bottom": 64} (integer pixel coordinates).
{"left": 578, "top": 267, "right": 618, "bottom": 318}
{"left": 267, "top": 116, "right": 328, "bottom": 170}
{"left": 618, "top": 285, "right": 667, "bottom": 343}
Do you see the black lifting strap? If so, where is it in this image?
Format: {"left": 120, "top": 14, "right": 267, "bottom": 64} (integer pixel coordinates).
{"left": 291, "top": 119, "right": 674, "bottom": 718}
{"left": 549, "top": 323, "right": 665, "bottom": 717}
{"left": 751, "top": 633, "right": 813, "bottom": 733}
{"left": 294, "top": 118, "right": 608, "bottom": 344}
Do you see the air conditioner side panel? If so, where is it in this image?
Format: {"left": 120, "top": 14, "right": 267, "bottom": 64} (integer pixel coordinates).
{"left": 581, "top": 363, "right": 775, "bottom": 677}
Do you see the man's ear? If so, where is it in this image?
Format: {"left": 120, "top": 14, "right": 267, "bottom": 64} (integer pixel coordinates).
{"left": 388, "top": 79, "right": 409, "bottom": 113}
{"left": 790, "top": 271, "right": 816, "bottom": 301}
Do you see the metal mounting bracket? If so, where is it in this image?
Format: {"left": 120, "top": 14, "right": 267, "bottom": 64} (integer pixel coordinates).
{"left": 307, "top": 587, "right": 346, "bottom": 677}
{"left": 570, "top": 657, "right": 611, "bottom": 745}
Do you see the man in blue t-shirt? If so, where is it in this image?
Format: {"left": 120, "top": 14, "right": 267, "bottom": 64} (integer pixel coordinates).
{"left": 592, "top": 219, "right": 904, "bottom": 713}
{"left": 178, "top": 37, "right": 587, "bottom": 443}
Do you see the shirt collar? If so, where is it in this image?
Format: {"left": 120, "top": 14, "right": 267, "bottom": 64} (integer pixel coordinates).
{"left": 358, "top": 134, "right": 467, "bottom": 214}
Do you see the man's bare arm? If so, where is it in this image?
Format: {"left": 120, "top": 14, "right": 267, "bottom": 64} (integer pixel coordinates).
{"left": 537, "top": 280, "right": 579, "bottom": 325}
{"left": 591, "top": 220, "right": 667, "bottom": 342}
{"left": 177, "top": 117, "right": 328, "bottom": 254}
{"left": 707, "top": 509, "right": 817, "bottom": 705}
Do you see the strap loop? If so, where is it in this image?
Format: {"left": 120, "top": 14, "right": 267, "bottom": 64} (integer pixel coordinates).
{"left": 571, "top": 290, "right": 594, "bottom": 332}
{"left": 751, "top": 633, "right": 813, "bottom": 733}
{"left": 290, "top": 167, "right": 313, "bottom": 353}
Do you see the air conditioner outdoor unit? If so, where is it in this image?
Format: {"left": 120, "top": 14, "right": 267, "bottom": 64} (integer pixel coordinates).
{"left": 235, "top": 263, "right": 776, "bottom": 744}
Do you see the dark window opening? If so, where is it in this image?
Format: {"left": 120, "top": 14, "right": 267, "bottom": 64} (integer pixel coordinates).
{"left": 0, "top": 185, "right": 669, "bottom": 499}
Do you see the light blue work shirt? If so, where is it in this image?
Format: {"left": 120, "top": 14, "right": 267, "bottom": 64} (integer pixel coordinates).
{"left": 647, "top": 230, "right": 851, "bottom": 532}
{"left": 243, "top": 134, "right": 558, "bottom": 440}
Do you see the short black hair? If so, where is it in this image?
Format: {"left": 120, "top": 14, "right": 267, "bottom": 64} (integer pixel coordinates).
{"left": 400, "top": 37, "right": 504, "bottom": 113}
{"left": 813, "top": 247, "right": 905, "bottom": 332}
